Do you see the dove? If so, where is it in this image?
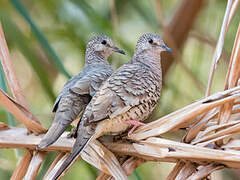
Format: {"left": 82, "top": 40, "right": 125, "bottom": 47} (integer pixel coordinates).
{"left": 52, "top": 33, "right": 172, "bottom": 179}
{"left": 37, "top": 35, "right": 125, "bottom": 150}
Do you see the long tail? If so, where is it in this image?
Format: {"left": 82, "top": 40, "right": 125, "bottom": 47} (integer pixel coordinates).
{"left": 37, "top": 121, "right": 71, "bottom": 150}
{"left": 37, "top": 109, "right": 82, "bottom": 150}
{"left": 52, "top": 124, "right": 96, "bottom": 180}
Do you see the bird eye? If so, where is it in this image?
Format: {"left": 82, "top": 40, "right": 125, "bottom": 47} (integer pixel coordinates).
{"left": 148, "top": 39, "right": 153, "bottom": 44}
{"left": 101, "top": 40, "right": 107, "bottom": 45}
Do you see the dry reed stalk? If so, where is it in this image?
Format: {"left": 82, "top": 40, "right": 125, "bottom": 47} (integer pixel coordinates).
{"left": 130, "top": 86, "right": 240, "bottom": 141}
{"left": 0, "top": 23, "right": 29, "bottom": 109}
{"left": 0, "top": 122, "right": 9, "bottom": 130}
{"left": 44, "top": 139, "right": 128, "bottom": 180}
{"left": 43, "top": 153, "right": 66, "bottom": 179}
{"left": 168, "top": 4, "right": 240, "bottom": 178}
{"left": 0, "top": 23, "right": 41, "bottom": 126}
{"left": 173, "top": 162, "right": 197, "bottom": 180}
{"left": 0, "top": 22, "right": 48, "bottom": 180}
{"left": 96, "top": 173, "right": 111, "bottom": 180}
{"left": 10, "top": 151, "right": 32, "bottom": 180}
{"left": 0, "top": 23, "right": 46, "bottom": 135}
{"left": 216, "top": 23, "right": 240, "bottom": 145}
{"left": 184, "top": 164, "right": 223, "bottom": 180}
{"left": 3, "top": 125, "right": 240, "bottom": 168}
{"left": 225, "top": 23, "right": 240, "bottom": 89}
{"left": 0, "top": 2, "right": 239, "bottom": 179}
{"left": 227, "top": 0, "right": 240, "bottom": 28}
{"left": 166, "top": 161, "right": 185, "bottom": 180}
{"left": 24, "top": 151, "right": 47, "bottom": 180}
{"left": 1, "top": 85, "right": 240, "bottom": 179}
{"left": 83, "top": 141, "right": 128, "bottom": 180}
{"left": 205, "top": 0, "right": 233, "bottom": 96}
{"left": 43, "top": 153, "right": 70, "bottom": 180}
{"left": 97, "top": 157, "right": 145, "bottom": 180}
{"left": 0, "top": 89, "right": 46, "bottom": 134}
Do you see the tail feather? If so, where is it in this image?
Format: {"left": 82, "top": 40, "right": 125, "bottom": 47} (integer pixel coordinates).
{"left": 52, "top": 125, "right": 95, "bottom": 180}
{"left": 37, "top": 122, "right": 71, "bottom": 150}
{"left": 37, "top": 107, "right": 84, "bottom": 150}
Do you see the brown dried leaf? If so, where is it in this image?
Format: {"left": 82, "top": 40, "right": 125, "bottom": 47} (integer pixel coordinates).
{"left": 225, "top": 23, "right": 240, "bottom": 89}
{"left": 191, "top": 122, "right": 240, "bottom": 145}
{"left": 46, "top": 140, "right": 128, "bottom": 180}
{"left": 217, "top": 102, "right": 233, "bottom": 125}
{"left": 175, "top": 162, "right": 197, "bottom": 180}
{"left": 82, "top": 140, "right": 128, "bottom": 179}
{"left": 0, "top": 89, "right": 46, "bottom": 135}
{"left": 167, "top": 161, "right": 186, "bottom": 180}
{"left": 0, "top": 23, "right": 29, "bottom": 109}
{"left": 0, "top": 127, "right": 72, "bottom": 151}
{"left": 0, "top": 23, "right": 41, "bottom": 125}
{"left": 44, "top": 153, "right": 70, "bottom": 180}
{"left": 10, "top": 151, "right": 32, "bottom": 180}
{"left": 222, "top": 139, "right": 240, "bottom": 150}
{"left": 184, "top": 109, "right": 218, "bottom": 143}
{"left": 97, "top": 157, "right": 145, "bottom": 180}
{"left": 193, "top": 120, "right": 240, "bottom": 142}
{"left": 134, "top": 137, "right": 240, "bottom": 168}
{"left": 205, "top": 0, "right": 234, "bottom": 96}
{"left": 186, "top": 164, "right": 224, "bottom": 180}
{"left": 0, "top": 122, "right": 9, "bottom": 130}
{"left": 196, "top": 134, "right": 233, "bottom": 147}
{"left": 227, "top": 0, "right": 240, "bottom": 29}
{"left": 44, "top": 153, "right": 66, "bottom": 179}
{"left": 121, "top": 157, "right": 145, "bottom": 176}
{"left": 131, "top": 86, "right": 240, "bottom": 141}
{"left": 24, "top": 151, "right": 47, "bottom": 180}
{"left": 96, "top": 173, "right": 111, "bottom": 180}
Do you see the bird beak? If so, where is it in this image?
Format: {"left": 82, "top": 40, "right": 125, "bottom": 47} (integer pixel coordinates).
{"left": 111, "top": 46, "right": 126, "bottom": 55}
{"left": 161, "top": 44, "right": 172, "bottom": 53}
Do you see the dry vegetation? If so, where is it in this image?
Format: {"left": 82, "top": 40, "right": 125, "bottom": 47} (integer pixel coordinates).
{"left": 0, "top": 0, "right": 240, "bottom": 180}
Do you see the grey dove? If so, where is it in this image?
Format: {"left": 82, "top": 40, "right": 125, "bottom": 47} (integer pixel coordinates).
{"left": 52, "top": 33, "right": 172, "bottom": 179}
{"left": 37, "top": 35, "right": 125, "bottom": 150}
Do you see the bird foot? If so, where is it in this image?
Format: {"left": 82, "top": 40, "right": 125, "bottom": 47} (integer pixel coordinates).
{"left": 125, "top": 120, "right": 145, "bottom": 136}
{"left": 67, "top": 127, "right": 77, "bottom": 138}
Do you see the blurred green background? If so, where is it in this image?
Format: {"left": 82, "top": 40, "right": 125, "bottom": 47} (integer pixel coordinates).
{"left": 0, "top": 0, "right": 239, "bottom": 179}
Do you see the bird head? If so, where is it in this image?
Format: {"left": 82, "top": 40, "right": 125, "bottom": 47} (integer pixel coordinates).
{"left": 86, "top": 35, "right": 125, "bottom": 60}
{"left": 135, "top": 33, "right": 172, "bottom": 54}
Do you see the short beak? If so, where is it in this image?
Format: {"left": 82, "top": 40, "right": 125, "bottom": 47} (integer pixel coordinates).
{"left": 111, "top": 46, "right": 126, "bottom": 55}
{"left": 162, "top": 44, "right": 172, "bottom": 53}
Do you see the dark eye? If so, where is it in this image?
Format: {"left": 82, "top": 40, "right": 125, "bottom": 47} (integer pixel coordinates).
{"left": 148, "top": 39, "right": 153, "bottom": 44}
{"left": 101, "top": 40, "right": 107, "bottom": 45}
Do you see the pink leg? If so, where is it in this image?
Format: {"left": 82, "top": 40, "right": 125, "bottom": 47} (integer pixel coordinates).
{"left": 125, "top": 120, "right": 145, "bottom": 136}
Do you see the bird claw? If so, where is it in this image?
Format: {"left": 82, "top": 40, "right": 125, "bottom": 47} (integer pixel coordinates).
{"left": 67, "top": 127, "right": 77, "bottom": 138}
{"left": 125, "top": 120, "right": 145, "bottom": 136}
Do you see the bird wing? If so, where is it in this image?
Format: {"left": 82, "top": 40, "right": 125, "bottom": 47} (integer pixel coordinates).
{"left": 52, "top": 72, "right": 84, "bottom": 112}
{"left": 70, "top": 66, "right": 113, "bottom": 97}
{"left": 83, "top": 62, "right": 160, "bottom": 125}
{"left": 52, "top": 64, "right": 113, "bottom": 112}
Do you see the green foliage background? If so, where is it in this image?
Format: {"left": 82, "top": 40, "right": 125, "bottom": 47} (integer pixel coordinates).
{"left": 0, "top": 0, "right": 239, "bottom": 179}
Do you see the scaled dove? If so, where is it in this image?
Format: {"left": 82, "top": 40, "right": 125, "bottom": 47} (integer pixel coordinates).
{"left": 53, "top": 33, "right": 172, "bottom": 179}
{"left": 37, "top": 35, "right": 125, "bottom": 150}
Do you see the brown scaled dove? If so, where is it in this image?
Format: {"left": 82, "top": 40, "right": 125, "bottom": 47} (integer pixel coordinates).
{"left": 37, "top": 35, "right": 125, "bottom": 150}
{"left": 52, "top": 33, "right": 172, "bottom": 179}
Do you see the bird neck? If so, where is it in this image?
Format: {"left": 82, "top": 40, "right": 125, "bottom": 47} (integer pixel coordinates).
{"left": 132, "top": 50, "right": 162, "bottom": 70}
{"left": 85, "top": 50, "right": 107, "bottom": 65}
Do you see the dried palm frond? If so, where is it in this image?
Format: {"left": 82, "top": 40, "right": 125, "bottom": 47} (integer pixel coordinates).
{"left": 0, "top": 1, "right": 240, "bottom": 179}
